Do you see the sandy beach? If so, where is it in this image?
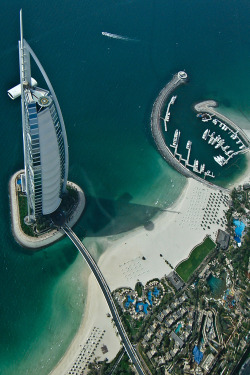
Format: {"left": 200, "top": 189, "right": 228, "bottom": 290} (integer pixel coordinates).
{"left": 229, "top": 151, "right": 250, "bottom": 189}
{"left": 49, "top": 169, "right": 247, "bottom": 375}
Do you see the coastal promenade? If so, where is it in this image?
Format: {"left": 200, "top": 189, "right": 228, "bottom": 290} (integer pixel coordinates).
{"left": 194, "top": 100, "right": 250, "bottom": 150}
{"left": 9, "top": 170, "right": 85, "bottom": 249}
{"left": 150, "top": 72, "right": 229, "bottom": 192}
{"left": 62, "top": 225, "right": 146, "bottom": 375}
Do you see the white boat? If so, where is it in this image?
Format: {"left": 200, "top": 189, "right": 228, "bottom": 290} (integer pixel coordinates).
{"left": 202, "top": 129, "right": 209, "bottom": 140}
{"left": 208, "top": 137, "right": 214, "bottom": 144}
{"left": 231, "top": 132, "right": 238, "bottom": 140}
{"left": 170, "top": 95, "right": 177, "bottom": 104}
{"left": 176, "top": 131, "right": 180, "bottom": 144}
{"left": 215, "top": 142, "right": 221, "bottom": 149}
{"left": 173, "top": 129, "right": 178, "bottom": 146}
{"left": 171, "top": 129, "right": 180, "bottom": 147}
{"left": 215, "top": 135, "right": 221, "bottom": 143}
{"left": 212, "top": 119, "right": 218, "bottom": 125}
{"left": 205, "top": 170, "right": 215, "bottom": 178}
{"left": 215, "top": 139, "right": 225, "bottom": 148}
{"left": 211, "top": 138, "right": 217, "bottom": 145}
{"left": 193, "top": 159, "right": 199, "bottom": 172}
{"left": 214, "top": 155, "right": 226, "bottom": 166}
{"left": 239, "top": 145, "right": 245, "bottom": 150}
{"left": 186, "top": 140, "right": 192, "bottom": 149}
{"left": 200, "top": 164, "right": 205, "bottom": 173}
{"left": 102, "top": 32, "right": 133, "bottom": 41}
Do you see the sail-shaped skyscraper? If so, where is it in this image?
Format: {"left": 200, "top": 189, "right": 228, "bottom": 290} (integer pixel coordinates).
{"left": 8, "top": 10, "right": 69, "bottom": 222}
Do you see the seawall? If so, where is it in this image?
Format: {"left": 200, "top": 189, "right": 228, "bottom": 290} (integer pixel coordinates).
{"left": 9, "top": 170, "right": 85, "bottom": 250}
{"left": 150, "top": 72, "right": 229, "bottom": 192}
{"left": 194, "top": 100, "right": 250, "bottom": 150}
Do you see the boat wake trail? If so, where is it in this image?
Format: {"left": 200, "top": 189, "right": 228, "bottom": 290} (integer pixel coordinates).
{"left": 102, "top": 32, "right": 139, "bottom": 42}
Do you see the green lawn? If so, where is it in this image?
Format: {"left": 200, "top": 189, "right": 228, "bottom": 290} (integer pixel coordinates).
{"left": 18, "top": 193, "right": 35, "bottom": 237}
{"left": 176, "top": 237, "right": 215, "bottom": 282}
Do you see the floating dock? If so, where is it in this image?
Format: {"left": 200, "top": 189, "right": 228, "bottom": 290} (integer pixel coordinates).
{"left": 161, "top": 95, "right": 177, "bottom": 131}
{"left": 195, "top": 100, "right": 250, "bottom": 154}
{"left": 150, "top": 73, "right": 227, "bottom": 191}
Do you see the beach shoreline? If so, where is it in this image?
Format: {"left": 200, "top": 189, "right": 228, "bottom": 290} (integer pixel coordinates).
{"left": 49, "top": 138, "right": 250, "bottom": 375}
{"left": 228, "top": 151, "right": 250, "bottom": 189}
{"left": 50, "top": 167, "right": 242, "bottom": 374}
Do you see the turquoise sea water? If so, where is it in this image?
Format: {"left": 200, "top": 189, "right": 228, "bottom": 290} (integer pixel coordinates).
{"left": 1, "top": 1, "right": 250, "bottom": 374}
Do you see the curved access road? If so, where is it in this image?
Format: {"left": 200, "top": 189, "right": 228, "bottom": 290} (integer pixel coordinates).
{"left": 62, "top": 224, "right": 146, "bottom": 375}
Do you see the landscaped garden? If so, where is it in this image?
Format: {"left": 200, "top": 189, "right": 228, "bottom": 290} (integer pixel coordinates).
{"left": 176, "top": 237, "right": 215, "bottom": 282}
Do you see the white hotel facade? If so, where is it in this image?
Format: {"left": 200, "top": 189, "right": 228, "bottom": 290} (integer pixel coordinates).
{"left": 8, "top": 10, "right": 69, "bottom": 221}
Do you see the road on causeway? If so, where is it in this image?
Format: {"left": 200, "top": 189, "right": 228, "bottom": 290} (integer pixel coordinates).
{"left": 62, "top": 224, "right": 146, "bottom": 375}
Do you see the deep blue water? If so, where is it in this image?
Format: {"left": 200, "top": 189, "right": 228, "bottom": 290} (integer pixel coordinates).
{"left": 1, "top": 1, "right": 250, "bottom": 374}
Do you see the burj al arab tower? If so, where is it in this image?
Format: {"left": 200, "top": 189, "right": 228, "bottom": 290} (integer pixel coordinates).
{"left": 8, "top": 10, "right": 69, "bottom": 222}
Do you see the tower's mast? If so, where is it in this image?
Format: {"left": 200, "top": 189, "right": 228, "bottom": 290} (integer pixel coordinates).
{"left": 19, "top": 9, "right": 31, "bottom": 221}
{"left": 20, "top": 9, "right": 24, "bottom": 50}
{"left": 19, "top": 9, "right": 31, "bottom": 85}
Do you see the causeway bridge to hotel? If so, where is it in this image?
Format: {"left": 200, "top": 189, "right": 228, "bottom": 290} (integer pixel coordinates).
{"left": 62, "top": 224, "right": 146, "bottom": 375}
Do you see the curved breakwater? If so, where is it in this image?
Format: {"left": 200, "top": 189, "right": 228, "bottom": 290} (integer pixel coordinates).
{"left": 150, "top": 72, "right": 229, "bottom": 192}
{"left": 194, "top": 101, "right": 250, "bottom": 150}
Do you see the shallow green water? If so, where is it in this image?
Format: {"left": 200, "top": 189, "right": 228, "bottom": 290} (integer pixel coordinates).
{"left": 0, "top": 0, "right": 250, "bottom": 374}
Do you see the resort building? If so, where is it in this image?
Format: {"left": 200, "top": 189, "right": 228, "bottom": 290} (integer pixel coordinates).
{"left": 216, "top": 229, "right": 230, "bottom": 250}
{"left": 8, "top": 10, "right": 68, "bottom": 222}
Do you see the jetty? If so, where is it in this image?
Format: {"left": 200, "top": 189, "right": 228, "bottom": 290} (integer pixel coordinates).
{"left": 194, "top": 101, "right": 250, "bottom": 152}
{"left": 150, "top": 72, "right": 228, "bottom": 191}
{"left": 161, "top": 95, "right": 177, "bottom": 131}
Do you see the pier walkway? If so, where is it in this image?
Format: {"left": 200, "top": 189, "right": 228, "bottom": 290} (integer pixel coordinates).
{"left": 194, "top": 101, "right": 250, "bottom": 150}
{"left": 150, "top": 72, "right": 229, "bottom": 192}
{"left": 62, "top": 225, "right": 146, "bottom": 375}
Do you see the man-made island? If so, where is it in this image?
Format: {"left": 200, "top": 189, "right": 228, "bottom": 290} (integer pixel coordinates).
{"left": 9, "top": 170, "right": 85, "bottom": 249}
{"left": 8, "top": 11, "right": 85, "bottom": 249}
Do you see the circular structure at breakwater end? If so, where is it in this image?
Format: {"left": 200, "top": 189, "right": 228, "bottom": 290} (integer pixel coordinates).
{"left": 150, "top": 72, "right": 229, "bottom": 192}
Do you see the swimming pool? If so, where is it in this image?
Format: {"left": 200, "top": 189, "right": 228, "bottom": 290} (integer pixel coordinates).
{"left": 233, "top": 219, "right": 245, "bottom": 237}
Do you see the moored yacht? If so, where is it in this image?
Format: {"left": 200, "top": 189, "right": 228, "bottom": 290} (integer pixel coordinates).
{"left": 214, "top": 155, "right": 226, "bottom": 166}
{"left": 202, "top": 129, "right": 209, "bottom": 140}
{"left": 200, "top": 164, "right": 205, "bottom": 173}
